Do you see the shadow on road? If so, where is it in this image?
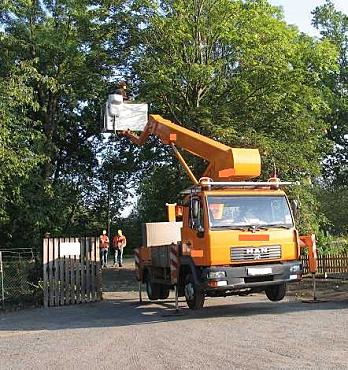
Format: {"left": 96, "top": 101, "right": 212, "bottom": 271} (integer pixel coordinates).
{"left": 0, "top": 258, "right": 347, "bottom": 333}
{"left": 0, "top": 291, "right": 347, "bottom": 333}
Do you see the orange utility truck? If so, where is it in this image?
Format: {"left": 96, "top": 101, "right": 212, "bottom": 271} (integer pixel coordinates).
{"left": 104, "top": 95, "right": 317, "bottom": 309}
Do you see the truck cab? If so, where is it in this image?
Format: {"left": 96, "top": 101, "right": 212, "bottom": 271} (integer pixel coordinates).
{"left": 178, "top": 186, "right": 302, "bottom": 309}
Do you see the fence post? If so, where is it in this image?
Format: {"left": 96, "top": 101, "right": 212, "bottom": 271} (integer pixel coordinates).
{"left": 96, "top": 238, "right": 102, "bottom": 300}
{"left": 43, "top": 238, "right": 49, "bottom": 308}
{"left": 0, "top": 252, "right": 4, "bottom": 310}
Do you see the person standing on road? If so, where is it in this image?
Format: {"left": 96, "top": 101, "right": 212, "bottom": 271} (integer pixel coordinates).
{"left": 99, "top": 230, "right": 109, "bottom": 268}
{"left": 113, "top": 229, "right": 127, "bottom": 267}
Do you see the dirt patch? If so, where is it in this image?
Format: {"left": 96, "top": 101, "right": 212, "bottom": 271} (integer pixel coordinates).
{"left": 102, "top": 258, "right": 138, "bottom": 293}
{"left": 286, "top": 277, "right": 348, "bottom": 300}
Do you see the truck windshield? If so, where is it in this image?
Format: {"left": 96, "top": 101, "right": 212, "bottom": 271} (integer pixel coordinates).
{"left": 207, "top": 195, "right": 293, "bottom": 230}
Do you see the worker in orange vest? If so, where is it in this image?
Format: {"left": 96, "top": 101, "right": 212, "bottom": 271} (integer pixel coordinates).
{"left": 113, "top": 229, "right": 127, "bottom": 267}
{"left": 99, "top": 229, "right": 109, "bottom": 268}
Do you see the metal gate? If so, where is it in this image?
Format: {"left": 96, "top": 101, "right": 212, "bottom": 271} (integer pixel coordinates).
{"left": 0, "top": 248, "right": 40, "bottom": 310}
{"left": 43, "top": 237, "right": 102, "bottom": 307}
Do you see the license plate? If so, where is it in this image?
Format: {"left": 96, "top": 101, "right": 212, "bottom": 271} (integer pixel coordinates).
{"left": 247, "top": 267, "right": 272, "bottom": 276}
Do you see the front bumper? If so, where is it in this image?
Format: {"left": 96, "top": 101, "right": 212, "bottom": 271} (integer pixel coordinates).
{"left": 201, "top": 261, "right": 302, "bottom": 292}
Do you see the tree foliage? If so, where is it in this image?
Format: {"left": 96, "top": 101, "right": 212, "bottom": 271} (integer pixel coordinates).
{"left": 0, "top": 0, "right": 137, "bottom": 247}
{"left": 313, "top": 0, "right": 348, "bottom": 187}
{"left": 133, "top": 0, "right": 338, "bottom": 231}
{"left": 0, "top": 63, "right": 45, "bottom": 226}
{"left": 0, "top": 0, "right": 346, "bottom": 251}
{"left": 311, "top": 1, "right": 348, "bottom": 235}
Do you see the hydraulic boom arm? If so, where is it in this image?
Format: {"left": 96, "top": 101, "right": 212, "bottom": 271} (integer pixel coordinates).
{"left": 123, "top": 114, "right": 261, "bottom": 183}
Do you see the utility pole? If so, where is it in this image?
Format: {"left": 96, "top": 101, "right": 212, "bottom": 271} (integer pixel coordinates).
{"left": 107, "top": 180, "right": 111, "bottom": 242}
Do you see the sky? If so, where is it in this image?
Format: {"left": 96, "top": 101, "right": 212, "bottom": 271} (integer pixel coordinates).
{"left": 268, "top": 0, "right": 348, "bottom": 36}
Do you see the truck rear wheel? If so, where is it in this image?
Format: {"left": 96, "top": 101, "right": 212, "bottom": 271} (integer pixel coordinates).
{"left": 184, "top": 274, "right": 205, "bottom": 310}
{"left": 265, "top": 283, "right": 286, "bottom": 302}
{"left": 145, "top": 275, "right": 160, "bottom": 300}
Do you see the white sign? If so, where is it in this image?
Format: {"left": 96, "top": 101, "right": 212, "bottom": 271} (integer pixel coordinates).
{"left": 60, "top": 242, "right": 81, "bottom": 257}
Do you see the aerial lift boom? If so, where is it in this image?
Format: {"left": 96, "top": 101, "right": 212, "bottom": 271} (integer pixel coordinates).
{"left": 123, "top": 114, "right": 261, "bottom": 183}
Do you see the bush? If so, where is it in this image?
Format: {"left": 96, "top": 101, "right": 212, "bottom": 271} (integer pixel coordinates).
{"left": 316, "top": 233, "right": 348, "bottom": 255}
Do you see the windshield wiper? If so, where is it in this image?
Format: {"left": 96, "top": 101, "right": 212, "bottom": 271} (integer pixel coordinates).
{"left": 247, "top": 225, "right": 269, "bottom": 231}
{"left": 212, "top": 225, "right": 249, "bottom": 231}
{"left": 213, "top": 224, "right": 291, "bottom": 231}
{"left": 265, "top": 224, "right": 292, "bottom": 229}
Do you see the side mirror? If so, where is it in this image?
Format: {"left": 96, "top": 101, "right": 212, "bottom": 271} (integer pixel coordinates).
{"left": 192, "top": 199, "right": 199, "bottom": 219}
{"left": 197, "top": 225, "right": 204, "bottom": 238}
{"left": 290, "top": 199, "right": 299, "bottom": 219}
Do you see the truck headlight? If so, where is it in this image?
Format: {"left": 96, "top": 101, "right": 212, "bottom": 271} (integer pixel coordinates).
{"left": 207, "top": 271, "right": 226, "bottom": 279}
{"left": 290, "top": 265, "right": 301, "bottom": 273}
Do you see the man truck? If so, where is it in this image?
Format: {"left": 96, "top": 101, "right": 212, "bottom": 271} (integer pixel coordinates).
{"left": 104, "top": 95, "right": 317, "bottom": 310}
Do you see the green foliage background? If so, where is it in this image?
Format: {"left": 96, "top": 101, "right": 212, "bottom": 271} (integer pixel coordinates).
{"left": 0, "top": 0, "right": 347, "bottom": 252}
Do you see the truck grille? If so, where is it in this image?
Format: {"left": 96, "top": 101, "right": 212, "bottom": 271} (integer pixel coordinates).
{"left": 230, "top": 245, "right": 281, "bottom": 262}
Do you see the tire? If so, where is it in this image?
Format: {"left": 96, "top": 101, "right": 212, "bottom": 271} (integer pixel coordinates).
{"left": 265, "top": 283, "right": 287, "bottom": 302}
{"left": 145, "top": 274, "right": 161, "bottom": 300}
{"left": 159, "top": 285, "right": 170, "bottom": 300}
{"left": 184, "top": 273, "right": 205, "bottom": 310}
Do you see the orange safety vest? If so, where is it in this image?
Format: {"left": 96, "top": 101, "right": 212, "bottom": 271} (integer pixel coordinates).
{"left": 113, "top": 235, "right": 126, "bottom": 248}
{"left": 100, "top": 235, "right": 109, "bottom": 248}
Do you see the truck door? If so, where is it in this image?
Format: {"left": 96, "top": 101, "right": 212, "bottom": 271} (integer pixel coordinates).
{"left": 182, "top": 196, "right": 208, "bottom": 266}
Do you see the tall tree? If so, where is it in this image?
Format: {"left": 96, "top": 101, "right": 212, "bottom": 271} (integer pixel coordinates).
{"left": 312, "top": 1, "right": 348, "bottom": 234}
{"left": 0, "top": 0, "right": 136, "bottom": 248}
{"left": 132, "top": 0, "right": 337, "bottom": 231}
{"left": 0, "top": 63, "right": 45, "bottom": 244}
{"left": 312, "top": 1, "right": 347, "bottom": 186}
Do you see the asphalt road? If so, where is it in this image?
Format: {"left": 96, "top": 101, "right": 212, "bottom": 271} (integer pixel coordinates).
{"left": 0, "top": 261, "right": 348, "bottom": 370}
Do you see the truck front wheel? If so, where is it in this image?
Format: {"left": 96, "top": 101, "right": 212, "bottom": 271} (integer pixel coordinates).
{"left": 159, "top": 285, "right": 170, "bottom": 299}
{"left": 184, "top": 274, "right": 205, "bottom": 310}
{"left": 265, "top": 283, "right": 286, "bottom": 302}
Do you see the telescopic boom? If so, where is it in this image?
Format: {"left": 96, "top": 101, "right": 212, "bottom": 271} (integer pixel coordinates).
{"left": 122, "top": 114, "right": 261, "bottom": 184}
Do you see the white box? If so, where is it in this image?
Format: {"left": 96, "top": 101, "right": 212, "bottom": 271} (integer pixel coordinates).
{"left": 104, "top": 101, "right": 148, "bottom": 132}
{"left": 143, "top": 222, "right": 182, "bottom": 247}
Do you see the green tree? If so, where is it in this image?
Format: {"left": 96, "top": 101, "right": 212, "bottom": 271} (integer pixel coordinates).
{"left": 0, "top": 63, "right": 45, "bottom": 244}
{"left": 318, "top": 187, "right": 348, "bottom": 235}
{"left": 313, "top": 1, "right": 348, "bottom": 187}
{"left": 132, "top": 0, "right": 337, "bottom": 230}
{"left": 0, "top": 0, "right": 137, "bottom": 248}
{"left": 312, "top": 1, "right": 348, "bottom": 235}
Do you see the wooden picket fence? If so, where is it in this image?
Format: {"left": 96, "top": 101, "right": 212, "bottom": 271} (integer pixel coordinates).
{"left": 43, "top": 237, "right": 102, "bottom": 307}
{"left": 301, "top": 252, "right": 348, "bottom": 279}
